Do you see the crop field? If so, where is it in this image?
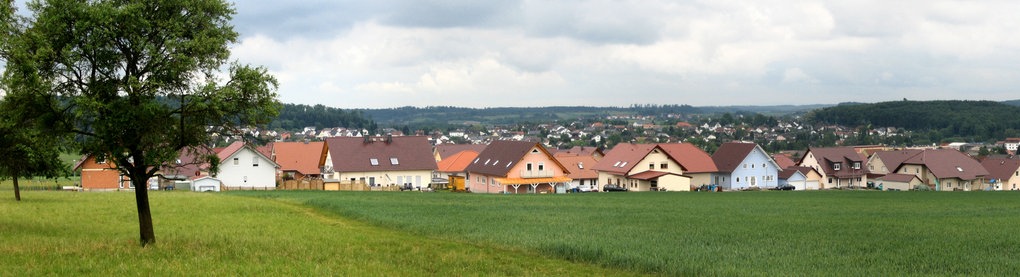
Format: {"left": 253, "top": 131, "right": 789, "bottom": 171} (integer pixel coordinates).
{"left": 237, "top": 190, "right": 1020, "bottom": 276}
{"left": 0, "top": 191, "right": 636, "bottom": 276}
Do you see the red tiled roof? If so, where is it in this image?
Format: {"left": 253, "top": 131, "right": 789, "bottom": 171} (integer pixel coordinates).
{"left": 778, "top": 168, "right": 804, "bottom": 180}
{"left": 591, "top": 143, "right": 657, "bottom": 174}
{"left": 553, "top": 146, "right": 604, "bottom": 159}
{"left": 216, "top": 142, "right": 246, "bottom": 162}
{"left": 772, "top": 154, "right": 796, "bottom": 169}
{"left": 900, "top": 149, "right": 988, "bottom": 181}
{"left": 712, "top": 142, "right": 758, "bottom": 173}
{"left": 437, "top": 150, "right": 479, "bottom": 173}
{"left": 273, "top": 141, "right": 325, "bottom": 175}
{"left": 981, "top": 157, "right": 1020, "bottom": 181}
{"left": 554, "top": 155, "right": 600, "bottom": 180}
{"left": 435, "top": 144, "right": 488, "bottom": 160}
{"left": 325, "top": 136, "right": 437, "bottom": 172}
{"left": 658, "top": 143, "right": 717, "bottom": 173}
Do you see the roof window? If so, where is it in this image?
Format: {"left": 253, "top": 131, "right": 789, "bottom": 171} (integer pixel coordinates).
{"left": 390, "top": 158, "right": 399, "bottom": 165}
{"left": 370, "top": 158, "right": 379, "bottom": 166}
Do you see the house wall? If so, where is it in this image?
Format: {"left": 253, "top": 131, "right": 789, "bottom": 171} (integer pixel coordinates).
{"left": 729, "top": 150, "right": 779, "bottom": 190}
{"left": 626, "top": 150, "right": 683, "bottom": 177}
{"left": 937, "top": 178, "right": 987, "bottom": 191}
{"left": 505, "top": 146, "right": 569, "bottom": 179}
{"left": 219, "top": 149, "right": 277, "bottom": 189}
{"left": 79, "top": 157, "right": 131, "bottom": 190}
{"left": 335, "top": 169, "right": 433, "bottom": 189}
{"left": 597, "top": 172, "right": 627, "bottom": 191}
{"left": 867, "top": 155, "right": 891, "bottom": 174}
{"left": 799, "top": 152, "right": 827, "bottom": 183}
{"left": 657, "top": 174, "right": 692, "bottom": 191}
{"left": 879, "top": 178, "right": 921, "bottom": 191}
{"left": 1001, "top": 171, "right": 1020, "bottom": 190}
{"left": 687, "top": 173, "right": 714, "bottom": 188}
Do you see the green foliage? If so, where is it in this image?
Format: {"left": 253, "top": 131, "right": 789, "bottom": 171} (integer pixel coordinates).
{"left": 270, "top": 103, "right": 376, "bottom": 132}
{"left": 243, "top": 191, "right": 1020, "bottom": 276}
{"left": 1, "top": 0, "right": 281, "bottom": 245}
{"left": 807, "top": 100, "right": 1020, "bottom": 141}
{"left": 0, "top": 191, "right": 636, "bottom": 276}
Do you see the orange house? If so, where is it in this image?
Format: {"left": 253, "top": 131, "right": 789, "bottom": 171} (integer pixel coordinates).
{"left": 464, "top": 140, "right": 572, "bottom": 194}
{"left": 73, "top": 155, "right": 132, "bottom": 190}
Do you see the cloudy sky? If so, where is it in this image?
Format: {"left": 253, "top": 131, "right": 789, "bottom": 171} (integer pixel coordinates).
{"left": 10, "top": 1, "right": 1020, "bottom": 108}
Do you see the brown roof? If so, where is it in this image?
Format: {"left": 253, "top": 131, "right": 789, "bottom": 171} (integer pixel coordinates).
{"left": 712, "top": 142, "right": 758, "bottom": 173}
{"left": 435, "top": 144, "right": 488, "bottom": 160}
{"left": 981, "top": 157, "right": 1020, "bottom": 181}
{"left": 801, "top": 146, "right": 866, "bottom": 178}
{"left": 900, "top": 149, "right": 988, "bottom": 181}
{"left": 554, "top": 155, "right": 600, "bottom": 180}
{"left": 465, "top": 140, "right": 566, "bottom": 177}
{"left": 875, "top": 173, "right": 920, "bottom": 183}
{"left": 325, "top": 136, "right": 437, "bottom": 172}
{"left": 273, "top": 141, "right": 326, "bottom": 175}
{"left": 658, "top": 143, "right": 717, "bottom": 173}
{"left": 436, "top": 150, "right": 479, "bottom": 173}
{"left": 778, "top": 168, "right": 803, "bottom": 179}
{"left": 591, "top": 143, "right": 657, "bottom": 175}
{"left": 872, "top": 149, "right": 924, "bottom": 172}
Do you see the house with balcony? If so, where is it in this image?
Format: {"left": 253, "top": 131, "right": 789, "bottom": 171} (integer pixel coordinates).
{"left": 464, "top": 140, "right": 572, "bottom": 194}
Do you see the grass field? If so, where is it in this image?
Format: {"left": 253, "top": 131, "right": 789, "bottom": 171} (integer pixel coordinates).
{"left": 236, "top": 190, "right": 1020, "bottom": 276}
{"left": 0, "top": 191, "right": 638, "bottom": 276}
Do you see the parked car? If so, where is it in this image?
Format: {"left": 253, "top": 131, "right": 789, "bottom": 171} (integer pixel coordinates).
{"left": 577, "top": 185, "right": 594, "bottom": 192}
{"left": 603, "top": 184, "right": 629, "bottom": 192}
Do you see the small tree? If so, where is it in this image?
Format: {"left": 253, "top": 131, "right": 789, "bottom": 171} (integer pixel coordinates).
{"left": 2, "top": 0, "right": 280, "bottom": 246}
{"left": 0, "top": 99, "right": 66, "bottom": 201}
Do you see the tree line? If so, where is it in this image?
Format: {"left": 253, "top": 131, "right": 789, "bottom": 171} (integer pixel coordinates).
{"left": 807, "top": 100, "right": 1020, "bottom": 142}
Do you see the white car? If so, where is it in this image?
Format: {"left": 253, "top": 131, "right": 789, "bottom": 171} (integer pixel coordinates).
{"left": 577, "top": 185, "right": 594, "bottom": 192}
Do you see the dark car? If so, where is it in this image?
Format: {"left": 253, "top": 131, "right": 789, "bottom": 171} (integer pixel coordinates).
{"left": 603, "top": 184, "right": 629, "bottom": 192}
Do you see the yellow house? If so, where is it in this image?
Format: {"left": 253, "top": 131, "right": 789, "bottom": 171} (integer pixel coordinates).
{"left": 322, "top": 136, "right": 437, "bottom": 190}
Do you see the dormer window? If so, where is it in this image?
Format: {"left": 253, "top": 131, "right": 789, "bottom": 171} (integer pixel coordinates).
{"left": 833, "top": 163, "right": 841, "bottom": 171}
{"left": 852, "top": 162, "right": 861, "bottom": 169}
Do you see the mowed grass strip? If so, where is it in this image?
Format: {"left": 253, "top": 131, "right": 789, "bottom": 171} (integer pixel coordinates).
{"left": 0, "top": 191, "right": 640, "bottom": 276}
{"left": 237, "top": 190, "right": 1020, "bottom": 276}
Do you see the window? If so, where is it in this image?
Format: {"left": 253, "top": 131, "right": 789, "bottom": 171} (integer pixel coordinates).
{"left": 527, "top": 163, "right": 533, "bottom": 171}
{"left": 531, "top": 149, "right": 540, "bottom": 154}
{"left": 833, "top": 163, "right": 841, "bottom": 171}
{"left": 253, "top": 157, "right": 259, "bottom": 167}
{"left": 828, "top": 177, "right": 833, "bottom": 184}
{"left": 736, "top": 177, "right": 740, "bottom": 182}
{"left": 370, "top": 158, "right": 379, "bottom": 166}
{"left": 390, "top": 158, "right": 399, "bottom": 165}
{"left": 620, "top": 162, "right": 628, "bottom": 167}
{"left": 853, "top": 162, "right": 861, "bottom": 169}
{"left": 233, "top": 158, "right": 239, "bottom": 165}
{"left": 956, "top": 166, "right": 963, "bottom": 172}
{"left": 752, "top": 164, "right": 755, "bottom": 169}
{"left": 743, "top": 164, "right": 747, "bottom": 169}
{"left": 649, "top": 163, "right": 655, "bottom": 170}
{"left": 578, "top": 162, "right": 584, "bottom": 169}
{"left": 660, "top": 163, "right": 668, "bottom": 169}
{"left": 96, "top": 156, "right": 107, "bottom": 164}
{"left": 538, "top": 163, "right": 545, "bottom": 171}
{"left": 762, "top": 163, "right": 767, "bottom": 168}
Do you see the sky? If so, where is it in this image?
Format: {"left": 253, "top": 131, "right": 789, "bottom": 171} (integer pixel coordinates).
{"left": 8, "top": 1, "right": 1020, "bottom": 108}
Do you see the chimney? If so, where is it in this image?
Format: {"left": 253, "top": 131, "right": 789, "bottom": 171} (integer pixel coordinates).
{"left": 386, "top": 134, "right": 393, "bottom": 144}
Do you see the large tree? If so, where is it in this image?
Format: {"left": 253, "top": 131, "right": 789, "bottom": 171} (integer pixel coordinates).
{"left": 1, "top": 0, "right": 281, "bottom": 246}
{"left": 0, "top": 96, "right": 67, "bottom": 201}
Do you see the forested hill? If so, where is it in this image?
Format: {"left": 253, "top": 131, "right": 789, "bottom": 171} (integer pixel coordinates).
{"left": 1003, "top": 99, "right": 1020, "bottom": 107}
{"left": 807, "top": 100, "right": 1020, "bottom": 140}
{"left": 357, "top": 105, "right": 702, "bottom": 126}
{"left": 269, "top": 104, "right": 377, "bottom": 131}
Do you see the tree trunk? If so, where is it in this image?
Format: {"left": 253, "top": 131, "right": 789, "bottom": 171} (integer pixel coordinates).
{"left": 13, "top": 176, "right": 21, "bottom": 201}
{"left": 132, "top": 177, "right": 155, "bottom": 246}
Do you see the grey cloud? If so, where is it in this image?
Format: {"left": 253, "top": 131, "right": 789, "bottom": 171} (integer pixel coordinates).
{"left": 379, "top": 0, "right": 523, "bottom": 28}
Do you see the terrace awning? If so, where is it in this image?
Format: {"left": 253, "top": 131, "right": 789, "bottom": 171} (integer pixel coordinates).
{"left": 495, "top": 176, "right": 572, "bottom": 184}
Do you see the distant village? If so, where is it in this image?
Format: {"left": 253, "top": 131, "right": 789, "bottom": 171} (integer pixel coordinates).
{"left": 72, "top": 112, "right": 1020, "bottom": 193}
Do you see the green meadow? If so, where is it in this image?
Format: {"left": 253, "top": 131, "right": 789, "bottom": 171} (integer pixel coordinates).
{"left": 0, "top": 191, "right": 638, "bottom": 276}
{"left": 238, "top": 190, "right": 1020, "bottom": 276}
{"left": 3, "top": 190, "right": 1019, "bottom": 276}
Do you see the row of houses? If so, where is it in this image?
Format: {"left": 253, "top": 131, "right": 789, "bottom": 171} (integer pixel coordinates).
{"left": 74, "top": 135, "right": 1020, "bottom": 193}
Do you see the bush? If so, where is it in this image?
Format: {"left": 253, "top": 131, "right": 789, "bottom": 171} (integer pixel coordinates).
{"left": 912, "top": 184, "right": 932, "bottom": 191}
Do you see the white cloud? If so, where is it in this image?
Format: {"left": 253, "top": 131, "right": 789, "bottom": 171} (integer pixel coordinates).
{"left": 223, "top": 0, "right": 1020, "bottom": 108}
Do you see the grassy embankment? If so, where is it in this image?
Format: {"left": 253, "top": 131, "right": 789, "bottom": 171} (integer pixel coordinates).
{"left": 0, "top": 191, "right": 638, "bottom": 276}
{"left": 238, "top": 190, "right": 1020, "bottom": 276}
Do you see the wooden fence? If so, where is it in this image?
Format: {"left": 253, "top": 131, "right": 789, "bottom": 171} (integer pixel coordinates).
{"left": 279, "top": 179, "right": 325, "bottom": 190}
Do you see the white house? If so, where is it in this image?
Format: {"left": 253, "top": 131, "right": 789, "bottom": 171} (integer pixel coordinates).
{"left": 215, "top": 142, "right": 279, "bottom": 189}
